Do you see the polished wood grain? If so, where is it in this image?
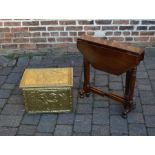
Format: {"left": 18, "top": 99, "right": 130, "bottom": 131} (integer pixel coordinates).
{"left": 77, "top": 35, "right": 144, "bottom": 118}
{"left": 77, "top": 35, "right": 144, "bottom": 75}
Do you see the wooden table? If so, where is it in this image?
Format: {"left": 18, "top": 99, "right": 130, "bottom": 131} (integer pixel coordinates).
{"left": 77, "top": 35, "right": 144, "bottom": 118}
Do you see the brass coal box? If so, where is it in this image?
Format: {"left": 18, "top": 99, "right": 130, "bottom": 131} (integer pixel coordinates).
{"left": 19, "top": 68, "right": 73, "bottom": 113}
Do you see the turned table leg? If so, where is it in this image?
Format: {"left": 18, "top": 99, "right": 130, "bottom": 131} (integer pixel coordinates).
{"left": 122, "top": 67, "right": 137, "bottom": 118}
{"left": 79, "top": 58, "right": 91, "bottom": 98}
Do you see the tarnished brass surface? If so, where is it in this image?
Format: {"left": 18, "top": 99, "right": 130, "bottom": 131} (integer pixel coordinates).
{"left": 22, "top": 87, "right": 72, "bottom": 113}
{"left": 20, "top": 67, "right": 73, "bottom": 113}
{"left": 20, "top": 68, "right": 73, "bottom": 88}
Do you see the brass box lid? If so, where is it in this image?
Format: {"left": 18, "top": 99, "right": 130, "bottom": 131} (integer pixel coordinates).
{"left": 19, "top": 68, "right": 73, "bottom": 88}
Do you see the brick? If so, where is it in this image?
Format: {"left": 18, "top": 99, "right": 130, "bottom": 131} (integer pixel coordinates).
{"left": 95, "top": 20, "right": 112, "bottom": 25}
{"left": 113, "top": 20, "right": 129, "bottom": 25}
{"left": 143, "top": 105, "right": 155, "bottom": 115}
{"left": 114, "top": 31, "right": 121, "bottom": 36}
{"left": 137, "top": 26, "right": 147, "bottom": 30}
{"left": 0, "top": 89, "right": 11, "bottom": 98}
{"left": 0, "top": 99, "right": 6, "bottom": 108}
{"left": 102, "top": 26, "right": 118, "bottom": 30}
{"left": 127, "top": 113, "right": 144, "bottom": 123}
{"left": 37, "top": 114, "right": 57, "bottom": 133}
{"left": 41, "top": 20, "right": 58, "bottom": 25}
{"left": 4, "top": 22, "right": 21, "bottom": 26}
{"left": 2, "top": 44, "right": 17, "bottom": 49}
{"left": 17, "top": 125, "right": 36, "bottom": 135}
{"left": 11, "top": 27, "right": 28, "bottom": 32}
{"left": 66, "top": 26, "right": 83, "bottom": 31}
{"left": 92, "top": 125, "right": 110, "bottom": 136}
{"left": 0, "top": 76, "right": 6, "bottom": 86}
{"left": 137, "top": 71, "right": 148, "bottom": 78}
{"left": 0, "top": 33, "right": 4, "bottom": 37}
{"left": 149, "top": 26, "right": 155, "bottom": 30}
{"left": 0, "top": 67, "right": 12, "bottom": 76}
{"left": 17, "top": 57, "right": 29, "bottom": 66}
{"left": 94, "top": 101, "right": 109, "bottom": 108}
{"left": 30, "top": 38, "right": 46, "bottom": 43}
{"left": 131, "top": 31, "right": 139, "bottom": 36}
{"left": 84, "top": 26, "right": 100, "bottom": 30}
{"left": 105, "top": 31, "right": 113, "bottom": 36}
{"left": 142, "top": 20, "right": 155, "bottom": 25}
{"left": 36, "top": 44, "right": 53, "bottom": 48}
{"left": 108, "top": 37, "right": 124, "bottom": 41}
{"left": 119, "top": 26, "right": 134, "bottom": 30}
{"left": 2, "top": 104, "right": 25, "bottom": 115}
{"left": 41, "top": 32, "right": 50, "bottom": 36}
{"left": 93, "top": 108, "right": 109, "bottom": 125}
{"left": 0, "top": 22, "right": 3, "bottom": 26}
{"left": 0, "top": 28, "right": 10, "bottom": 32}
{"left": 48, "top": 38, "right": 55, "bottom": 42}
{"left": 22, "top": 21, "right": 39, "bottom": 26}
{"left": 77, "top": 103, "right": 92, "bottom": 114}
{"left": 78, "top": 32, "right": 86, "bottom": 36}
{"left": 130, "top": 20, "right": 139, "bottom": 25}
{"left": 60, "top": 32, "right": 68, "bottom": 36}
{"left": 0, "top": 39, "right": 12, "bottom": 43}
{"left": 48, "top": 26, "right": 64, "bottom": 31}
{"left": 50, "top": 32, "right": 59, "bottom": 36}
{"left": 35, "top": 132, "right": 52, "bottom": 136}
{"left": 147, "top": 128, "right": 155, "bottom": 136}
{"left": 109, "top": 74, "right": 122, "bottom": 82}
{"left": 134, "top": 37, "right": 149, "bottom": 42}
{"left": 78, "top": 20, "right": 94, "bottom": 25}
{"left": 109, "top": 82, "right": 123, "bottom": 90}
{"left": 59, "top": 20, "right": 76, "bottom": 25}
{"left": 123, "top": 31, "right": 130, "bottom": 36}
{"left": 14, "top": 32, "right": 31, "bottom": 37}
{"left": 57, "top": 113, "right": 74, "bottom": 125}
{"left": 111, "top": 133, "right": 128, "bottom": 136}
{"left": 4, "top": 32, "right": 13, "bottom": 38}
{"left": 30, "top": 32, "right": 41, "bottom": 37}
{"left": 54, "top": 125, "right": 72, "bottom": 136}
{"left": 13, "top": 38, "right": 29, "bottom": 43}
{"left": 138, "top": 84, "right": 152, "bottom": 91}
{"left": 145, "top": 116, "right": 155, "bottom": 127}
{"left": 129, "top": 124, "right": 147, "bottom": 136}
{"left": 110, "top": 115, "right": 128, "bottom": 134}
{"left": 140, "top": 31, "right": 154, "bottom": 36}
{"left": 29, "top": 27, "right": 46, "bottom": 31}
{"left": 110, "top": 105, "right": 123, "bottom": 115}
{"left": 147, "top": 70, "right": 155, "bottom": 80}
{"left": 125, "top": 37, "right": 133, "bottom": 41}
{"left": 87, "top": 31, "right": 95, "bottom": 35}
{"left": 150, "top": 37, "right": 155, "bottom": 42}
{"left": 74, "top": 114, "right": 92, "bottom": 133}
{"left": 19, "top": 44, "right": 36, "bottom": 49}
{"left": 69, "top": 32, "right": 77, "bottom": 36}
{"left": 73, "top": 132, "right": 90, "bottom": 136}
{"left": 6, "top": 72, "right": 22, "bottom": 83}
{"left": 22, "top": 114, "right": 40, "bottom": 125}
{"left": 95, "top": 75, "right": 108, "bottom": 86}
{"left": 0, "top": 127, "right": 17, "bottom": 136}
{"left": 0, "top": 115, "right": 22, "bottom": 127}
{"left": 78, "top": 94, "right": 93, "bottom": 104}
{"left": 57, "top": 37, "right": 73, "bottom": 42}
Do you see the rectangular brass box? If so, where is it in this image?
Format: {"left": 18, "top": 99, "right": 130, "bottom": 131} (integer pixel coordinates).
{"left": 19, "top": 68, "right": 73, "bottom": 113}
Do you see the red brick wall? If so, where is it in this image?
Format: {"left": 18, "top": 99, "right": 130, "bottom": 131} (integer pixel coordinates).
{"left": 0, "top": 19, "right": 155, "bottom": 50}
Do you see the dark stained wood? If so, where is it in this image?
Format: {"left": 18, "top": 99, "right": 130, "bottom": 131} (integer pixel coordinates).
{"left": 77, "top": 35, "right": 144, "bottom": 75}
{"left": 77, "top": 35, "right": 144, "bottom": 118}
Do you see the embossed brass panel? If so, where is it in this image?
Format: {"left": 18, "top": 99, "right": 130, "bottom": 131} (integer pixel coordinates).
{"left": 20, "top": 68, "right": 73, "bottom": 113}
{"left": 20, "top": 68, "right": 73, "bottom": 88}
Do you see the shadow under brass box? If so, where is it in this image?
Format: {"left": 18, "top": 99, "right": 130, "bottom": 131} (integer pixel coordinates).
{"left": 19, "top": 68, "right": 73, "bottom": 113}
